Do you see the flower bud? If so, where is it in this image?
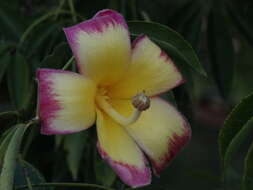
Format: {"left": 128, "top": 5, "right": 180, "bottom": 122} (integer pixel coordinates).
{"left": 132, "top": 92, "right": 150, "bottom": 111}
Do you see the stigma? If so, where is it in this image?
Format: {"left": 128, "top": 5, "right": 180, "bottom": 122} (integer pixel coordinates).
{"left": 132, "top": 92, "right": 150, "bottom": 111}
{"left": 96, "top": 92, "right": 150, "bottom": 126}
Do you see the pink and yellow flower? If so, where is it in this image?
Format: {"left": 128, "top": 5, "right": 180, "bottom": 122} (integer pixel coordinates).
{"left": 37, "top": 10, "right": 191, "bottom": 187}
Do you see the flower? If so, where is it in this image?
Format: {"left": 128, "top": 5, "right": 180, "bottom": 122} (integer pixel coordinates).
{"left": 37, "top": 9, "right": 191, "bottom": 188}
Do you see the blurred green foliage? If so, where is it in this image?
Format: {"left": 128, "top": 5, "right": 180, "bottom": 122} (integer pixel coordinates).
{"left": 0, "top": 0, "right": 253, "bottom": 189}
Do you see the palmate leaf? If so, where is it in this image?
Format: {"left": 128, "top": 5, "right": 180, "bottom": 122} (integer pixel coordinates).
{"left": 243, "top": 138, "right": 253, "bottom": 190}
{"left": 175, "top": 1, "right": 204, "bottom": 51}
{"left": 94, "top": 150, "right": 116, "bottom": 186}
{"left": 219, "top": 92, "right": 253, "bottom": 163}
{"left": 64, "top": 132, "right": 87, "bottom": 180}
{"left": 181, "top": 10, "right": 202, "bottom": 51}
{"left": 222, "top": 117, "right": 253, "bottom": 175}
{"left": 0, "top": 126, "right": 18, "bottom": 167}
{"left": 0, "top": 4, "right": 24, "bottom": 41}
{"left": 128, "top": 21, "right": 206, "bottom": 77}
{"left": 207, "top": 1, "right": 235, "bottom": 98}
{"left": 40, "top": 42, "right": 72, "bottom": 70}
{"left": 168, "top": 0, "right": 203, "bottom": 50}
{"left": 57, "top": 131, "right": 88, "bottom": 180}
{"left": 25, "top": 21, "right": 61, "bottom": 59}
{"left": 0, "top": 43, "right": 12, "bottom": 84}
{"left": 14, "top": 159, "right": 49, "bottom": 190}
{"left": 0, "top": 124, "right": 28, "bottom": 190}
{"left": 7, "top": 53, "right": 31, "bottom": 111}
{"left": 218, "top": 92, "right": 253, "bottom": 184}
{"left": 226, "top": 2, "right": 253, "bottom": 46}
{"left": 0, "top": 111, "right": 18, "bottom": 120}
{"left": 168, "top": 0, "right": 200, "bottom": 30}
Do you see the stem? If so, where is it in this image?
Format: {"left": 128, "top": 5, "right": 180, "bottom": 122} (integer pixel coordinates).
{"left": 22, "top": 127, "right": 38, "bottom": 158}
{"left": 15, "top": 182, "right": 115, "bottom": 190}
{"left": 25, "top": 117, "right": 39, "bottom": 128}
{"left": 0, "top": 110, "right": 20, "bottom": 119}
{"left": 96, "top": 95, "right": 141, "bottom": 126}
{"left": 68, "top": 0, "right": 77, "bottom": 22}
{"left": 20, "top": 117, "right": 39, "bottom": 160}
{"left": 140, "top": 11, "right": 151, "bottom": 22}
{"left": 22, "top": 162, "right": 33, "bottom": 190}
{"left": 62, "top": 56, "right": 74, "bottom": 70}
{"left": 55, "top": 0, "right": 66, "bottom": 20}
{"left": 19, "top": 10, "right": 71, "bottom": 46}
{"left": 25, "top": 177, "right": 33, "bottom": 190}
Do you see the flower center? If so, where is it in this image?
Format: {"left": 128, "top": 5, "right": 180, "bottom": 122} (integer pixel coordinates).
{"left": 95, "top": 88, "right": 150, "bottom": 126}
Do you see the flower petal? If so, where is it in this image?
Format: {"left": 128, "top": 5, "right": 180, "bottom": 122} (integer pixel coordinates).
{"left": 63, "top": 9, "right": 131, "bottom": 85}
{"left": 109, "top": 35, "right": 184, "bottom": 98}
{"left": 37, "top": 69, "right": 96, "bottom": 135}
{"left": 96, "top": 109, "right": 151, "bottom": 187}
{"left": 110, "top": 97, "right": 191, "bottom": 175}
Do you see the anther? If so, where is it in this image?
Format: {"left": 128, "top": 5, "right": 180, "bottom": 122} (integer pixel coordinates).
{"left": 96, "top": 92, "right": 150, "bottom": 126}
{"left": 132, "top": 92, "right": 150, "bottom": 111}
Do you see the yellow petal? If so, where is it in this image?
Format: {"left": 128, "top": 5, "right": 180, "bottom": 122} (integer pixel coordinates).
{"left": 110, "top": 97, "right": 191, "bottom": 175}
{"left": 64, "top": 10, "right": 131, "bottom": 86}
{"left": 96, "top": 109, "right": 151, "bottom": 187}
{"left": 37, "top": 69, "right": 96, "bottom": 134}
{"left": 109, "top": 35, "right": 184, "bottom": 98}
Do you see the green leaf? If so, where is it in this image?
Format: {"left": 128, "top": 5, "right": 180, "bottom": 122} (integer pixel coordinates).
{"left": 169, "top": 0, "right": 202, "bottom": 49}
{"left": 0, "top": 53, "right": 10, "bottom": 84}
{"left": 223, "top": 117, "right": 253, "bottom": 173}
{"left": 0, "top": 110, "right": 19, "bottom": 120}
{"left": 174, "top": 1, "right": 203, "bottom": 50}
{"left": 0, "top": 126, "right": 18, "bottom": 167}
{"left": 55, "top": 135, "right": 64, "bottom": 148}
{"left": 242, "top": 141, "right": 253, "bottom": 190}
{"left": 94, "top": 151, "right": 116, "bottom": 186}
{"left": 0, "top": 4, "right": 24, "bottom": 41}
{"left": 226, "top": 2, "right": 253, "bottom": 46}
{"left": 182, "top": 13, "right": 202, "bottom": 51}
{"left": 0, "top": 126, "right": 17, "bottom": 145}
{"left": 7, "top": 53, "right": 31, "bottom": 110}
{"left": 62, "top": 131, "right": 88, "bottom": 180}
{"left": 128, "top": 21, "right": 206, "bottom": 77}
{"left": 219, "top": 92, "right": 253, "bottom": 164}
{"left": 0, "top": 44, "right": 12, "bottom": 83}
{"left": 19, "top": 10, "right": 73, "bottom": 46}
{"left": 26, "top": 22, "right": 61, "bottom": 58}
{"left": 207, "top": 2, "right": 235, "bottom": 98}
{"left": 40, "top": 42, "right": 72, "bottom": 69}
{"left": 22, "top": 127, "right": 40, "bottom": 159}
{"left": 19, "top": 10, "right": 58, "bottom": 45}
{"left": 14, "top": 159, "right": 48, "bottom": 190}
{"left": 0, "top": 124, "right": 28, "bottom": 190}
